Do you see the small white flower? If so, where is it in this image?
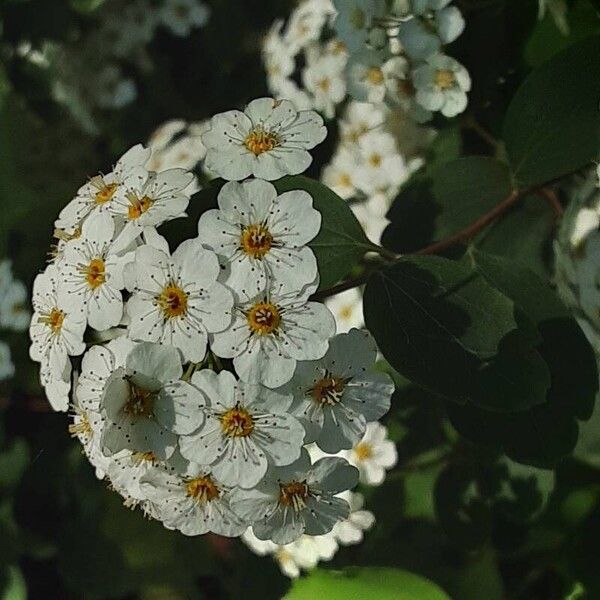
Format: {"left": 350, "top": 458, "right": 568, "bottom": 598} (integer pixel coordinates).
{"left": 325, "top": 287, "right": 364, "bottom": 333}
{"left": 126, "top": 241, "right": 233, "bottom": 362}
{"left": 197, "top": 179, "right": 321, "bottom": 297}
{"left": 302, "top": 52, "right": 347, "bottom": 118}
{"left": 60, "top": 212, "right": 127, "bottom": 331}
{"left": 210, "top": 281, "right": 336, "bottom": 389}
{"left": 56, "top": 144, "right": 150, "bottom": 232}
{"left": 413, "top": 54, "right": 471, "bottom": 118}
{"left": 0, "top": 261, "right": 30, "bottom": 332}
{"left": 274, "top": 79, "right": 314, "bottom": 112}
{"left": 284, "top": 0, "right": 335, "bottom": 54}
{"left": 110, "top": 168, "right": 195, "bottom": 251}
{"left": 351, "top": 197, "right": 391, "bottom": 245}
{"left": 141, "top": 461, "right": 247, "bottom": 537}
{"left": 94, "top": 65, "right": 137, "bottom": 109}
{"left": 346, "top": 50, "right": 390, "bottom": 104}
{"left": 179, "top": 369, "right": 305, "bottom": 488}
{"left": 0, "top": 341, "right": 15, "bottom": 382}
{"left": 342, "top": 421, "right": 397, "bottom": 485}
{"left": 159, "top": 0, "right": 210, "bottom": 37}
{"left": 100, "top": 342, "right": 205, "bottom": 459}
{"left": 40, "top": 361, "right": 72, "bottom": 412}
{"left": 69, "top": 402, "right": 111, "bottom": 480}
{"left": 202, "top": 97, "right": 327, "bottom": 181}
{"left": 338, "top": 100, "right": 387, "bottom": 145}
{"left": 29, "top": 264, "right": 86, "bottom": 377}
{"left": 263, "top": 21, "right": 296, "bottom": 93}
{"left": 280, "top": 329, "right": 394, "bottom": 453}
{"left": 231, "top": 450, "right": 358, "bottom": 544}
{"left": 331, "top": 490, "right": 375, "bottom": 544}
{"left": 332, "top": 0, "right": 387, "bottom": 53}
{"left": 321, "top": 146, "right": 361, "bottom": 200}
{"left": 354, "top": 130, "right": 410, "bottom": 197}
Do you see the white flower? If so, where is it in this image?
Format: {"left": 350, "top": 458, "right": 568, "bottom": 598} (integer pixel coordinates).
{"left": 56, "top": 145, "right": 150, "bottom": 232}
{"left": 263, "top": 21, "right": 296, "bottom": 93}
{"left": 69, "top": 402, "right": 111, "bottom": 480}
{"left": 302, "top": 52, "right": 347, "bottom": 118}
{"left": 325, "top": 287, "right": 364, "bottom": 333}
{"left": 110, "top": 168, "right": 195, "bottom": 250}
{"left": 40, "top": 362, "right": 72, "bottom": 412}
{"left": 147, "top": 120, "right": 207, "bottom": 175}
{"left": 354, "top": 130, "right": 410, "bottom": 197}
{"left": 284, "top": 0, "right": 335, "bottom": 54}
{"left": 140, "top": 460, "right": 247, "bottom": 537}
{"left": 100, "top": 342, "right": 205, "bottom": 459}
{"left": 331, "top": 490, "right": 375, "bottom": 544}
{"left": 338, "top": 101, "right": 387, "bottom": 145}
{"left": 274, "top": 79, "right": 314, "bottom": 112}
{"left": 159, "top": 0, "right": 210, "bottom": 37}
{"left": 101, "top": 0, "right": 158, "bottom": 57}
{"left": 346, "top": 50, "right": 390, "bottom": 104}
{"left": 321, "top": 147, "right": 360, "bottom": 200}
{"left": 413, "top": 54, "right": 471, "bottom": 118}
{"left": 0, "top": 341, "right": 14, "bottom": 382}
{"left": 197, "top": 179, "right": 321, "bottom": 297}
{"left": 332, "top": 0, "right": 387, "bottom": 53}
{"left": 202, "top": 98, "right": 327, "bottom": 181}
{"left": 231, "top": 450, "right": 358, "bottom": 544}
{"left": 126, "top": 241, "right": 233, "bottom": 362}
{"left": 210, "top": 281, "right": 336, "bottom": 389}
{"left": 280, "top": 329, "right": 393, "bottom": 453}
{"left": 94, "top": 65, "right": 137, "bottom": 109}
{"left": 178, "top": 369, "right": 305, "bottom": 488}
{"left": 351, "top": 197, "right": 391, "bottom": 245}
{"left": 29, "top": 264, "right": 86, "bottom": 377}
{"left": 342, "top": 421, "right": 397, "bottom": 485}
{"left": 60, "top": 212, "right": 127, "bottom": 331}
{"left": 0, "top": 261, "right": 30, "bottom": 332}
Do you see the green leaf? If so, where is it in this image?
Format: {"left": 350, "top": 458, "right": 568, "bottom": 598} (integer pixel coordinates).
{"left": 275, "top": 175, "right": 375, "bottom": 289}
{"left": 503, "top": 35, "right": 600, "bottom": 187}
{"left": 283, "top": 568, "right": 451, "bottom": 600}
{"left": 0, "top": 439, "right": 29, "bottom": 493}
{"left": 363, "top": 256, "right": 521, "bottom": 402}
{"left": 0, "top": 567, "right": 26, "bottom": 600}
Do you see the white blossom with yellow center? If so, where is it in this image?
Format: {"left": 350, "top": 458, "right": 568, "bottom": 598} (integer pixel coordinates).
{"left": 140, "top": 461, "right": 246, "bottom": 537}
{"left": 198, "top": 179, "right": 321, "bottom": 298}
{"left": 178, "top": 370, "right": 305, "bottom": 489}
{"left": 60, "top": 212, "right": 128, "bottom": 331}
{"left": 210, "top": 280, "right": 336, "bottom": 389}
{"left": 231, "top": 450, "right": 358, "bottom": 545}
{"left": 126, "top": 240, "right": 233, "bottom": 362}
{"left": 279, "top": 329, "right": 394, "bottom": 453}
{"left": 202, "top": 97, "right": 327, "bottom": 181}
{"left": 55, "top": 144, "right": 150, "bottom": 233}
{"left": 302, "top": 51, "right": 347, "bottom": 119}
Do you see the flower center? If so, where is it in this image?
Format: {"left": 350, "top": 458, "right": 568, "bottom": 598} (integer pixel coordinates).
{"left": 354, "top": 442, "right": 373, "bottom": 461}
{"left": 368, "top": 153, "right": 382, "bottom": 168}
{"left": 39, "top": 307, "right": 65, "bottom": 334}
{"left": 157, "top": 284, "right": 188, "bottom": 319}
{"left": 279, "top": 480, "right": 310, "bottom": 511}
{"left": 366, "top": 67, "right": 384, "bottom": 86}
{"left": 220, "top": 405, "right": 255, "bottom": 438}
{"left": 186, "top": 476, "right": 220, "bottom": 503}
{"left": 339, "top": 304, "right": 354, "bottom": 321}
{"left": 241, "top": 224, "right": 273, "bottom": 259}
{"left": 435, "top": 69, "right": 456, "bottom": 90}
{"left": 69, "top": 415, "right": 92, "bottom": 439}
{"left": 132, "top": 451, "right": 158, "bottom": 465}
{"left": 123, "top": 383, "right": 154, "bottom": 417}
{"left": 244, "top": 128, "right": 280, "bottom": 156}
{"left": 331, "top": 40, "right": 347, "bottom": 54}
{"left": 84, "top": 258, "right": 106, "bottom": 289}
{"left": 310, "top": 374, "right": 347, "bottom": 406}
{"left": 91, "top": 176, "right": 118, "bottom": 205}
{"left": 127, "top": 192, "right": 154, "bottom": 220}
{"left": 247, "top": 302, "right": 281, "bottom": 335}
{"left": 337, "top": 173, "right": 352, "bottom": 189}
{"left": 317, "top": 78, "right": 331, "bottom": 92}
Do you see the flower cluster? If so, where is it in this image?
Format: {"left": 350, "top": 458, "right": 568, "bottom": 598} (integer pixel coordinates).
{"left": 29, "top": 97, "right": 395, "bottom": 546}
{"left": 23, "top": 0, "right": 210, "bottom": 133}
{"left": 0, "top": 261, "right": 30, "bottom": 382}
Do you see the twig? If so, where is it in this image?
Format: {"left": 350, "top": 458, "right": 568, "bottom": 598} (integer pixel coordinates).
{"left": 538, "top": 187, "right": 563, "bottom": 218}
{"left": 463, "top": 116, "right": 500, "bottom": 151}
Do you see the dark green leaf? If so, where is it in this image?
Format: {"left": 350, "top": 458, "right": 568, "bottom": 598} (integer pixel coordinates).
{"left": 503, "top": 35, "right": 600, "bottom": 187}
{"left": 275, "top": 175, "right": 375, "bottom": 289}
{"left": 284, "top": 568, "right": 451, "bottom": 600}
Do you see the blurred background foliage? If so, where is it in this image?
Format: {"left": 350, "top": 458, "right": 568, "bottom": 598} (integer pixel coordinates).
{"left": 0, "top": 0, "right": 600, "bottom": 598}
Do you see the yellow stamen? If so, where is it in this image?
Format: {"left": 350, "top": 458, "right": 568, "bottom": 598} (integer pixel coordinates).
{"left": 220, "top": 406, "right": 254, "bottom": 437}
{"left": 186, "top": 476, "right": 220, "bottom": 503}
{"left": 366, "top": 67, "right": 384, "bottom": 86}
{"left": 368, "top": 153, "right": 382, "bottom": 168}
{"left": 84, "top": 258, "right": 106, "bottom": 289}
{"left": 69, "top": 415, "right": 92, "bottom": 439}
{"left": 39, "top": 307, "right": 65, "bottom": 334}
{"left": 157, "top": 285, "right": 188, "bottom": 319}
{"left": 241, "top": 224, "right": 273, "bottom": 259}
{"left": 354, "top": 442, "right": 373, "bottom": 461}
{"left": 91, "top": 176, "right": 118, "bottom": 205}
{"left": 244, "top": 128, "right": 280, "bottom": 156}
{"left": 279, "top": 480, "right": 309, "bottom": 511}
{"left": 127, "top": 192, "right": 154, "bottom": 220}
{"left": 123, "top": 383, "right": 154, "bottom": 417}
{"left": 247, "top": 302, "right": 281, "bottom": 335}
{"left": 317, "top": 78, "right": 331, "bottom": 92}
{"left": 435, "top": 69, "right": 456, "bottom": 90}
{"left": 310, "top": 374, "right": 346, "bottom": 406}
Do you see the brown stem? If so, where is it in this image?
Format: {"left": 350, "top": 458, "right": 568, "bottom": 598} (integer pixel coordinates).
{"left": 538, "top": 187, "right": 563, "bottom": 218}
{"left": 311, "top": 272, "right": 370, "bottom": 302}
{"left": 414, "top": 190, "right": 521, "bottom": 256}
{"left": 463, "top": 116, "right": 499, "bottom": 151}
